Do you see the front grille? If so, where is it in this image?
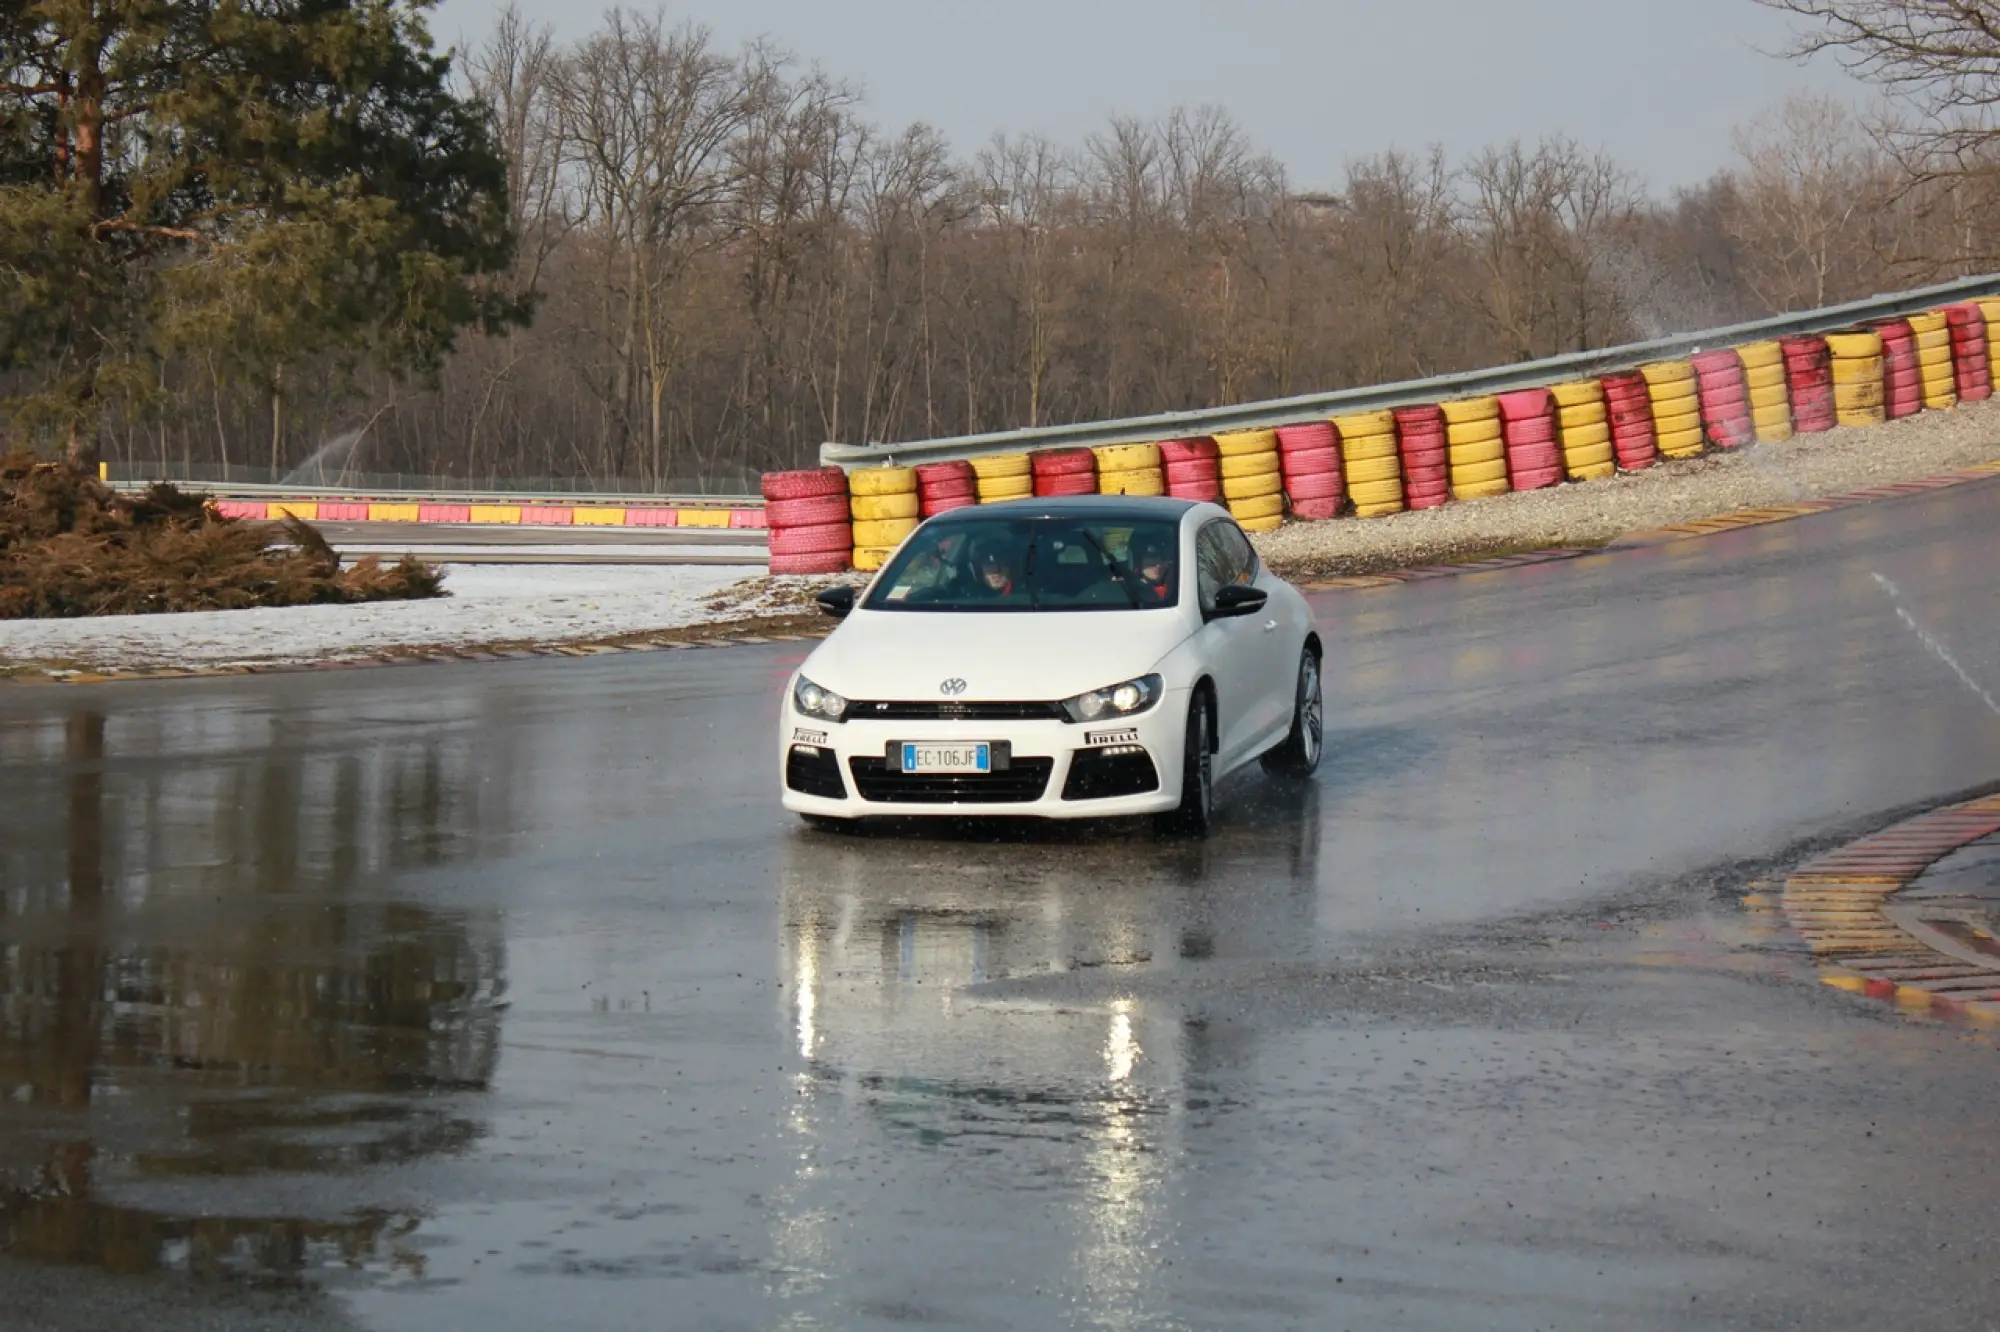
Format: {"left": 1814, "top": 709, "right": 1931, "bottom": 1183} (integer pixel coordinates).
{"left": 848, "top": 756, "right": 1054, "bottom": 804}
{"left": 786, "top": 745, "right": 847, "bottom": 799}
{"left": 846, "top": 700, "right": 1067, "bottom": 722}
{"left": 1062, "top": 748, "right": 1160, "bottom": 800}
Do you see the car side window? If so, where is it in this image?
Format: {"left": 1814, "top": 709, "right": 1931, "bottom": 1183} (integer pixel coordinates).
{"left": 1215, "top": 521, "right": 1258, "bottom": 584}
{"left": 1196, "top": 520, "right": 1251, "bottom": 614}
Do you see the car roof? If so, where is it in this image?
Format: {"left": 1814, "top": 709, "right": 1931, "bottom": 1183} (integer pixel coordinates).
{"left": 926, "top": 495, "right": 1202, "bottom": 523}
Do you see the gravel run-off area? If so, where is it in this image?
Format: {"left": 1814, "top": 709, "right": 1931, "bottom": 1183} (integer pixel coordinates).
{"left": 1254, "top": 397, "right": 2000, "bottom": 578}
{"left": 2, "top": 399, "right": 1996, "bottom": 674}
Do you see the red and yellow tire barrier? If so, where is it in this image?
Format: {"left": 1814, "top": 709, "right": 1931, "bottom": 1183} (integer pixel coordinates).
{"left": 1496, "top": 388, "right": 1561, "bottom": 490}
{"left": 1031, "top": 448, "right": 1097, "bottom": 497}
{"left": 1213, "top": 429, "right": 1284, "bottom": 530}
{"left": 1944, "top": 302, "right": 1993, "bottom": 402}
{"left": 1393, "top": 405, "right": 1450, "bottom": 508}
{"left": 1906, "top": 309, "right": 1957, "bottom": 410}
{"left": 847, "top": 466, "right": 918, "bottom": 571}
{"left": 1691, "top": 349, "right": 1753, "bottom": 450}
{"left": 1549, "top": 379, "right": 1614, "bottom": 481}
{"left": 915, "top": 460, "right": 976, "bottom": 517}
{"left": 763, "top": 467, "right": 852, "bottom": 575}
{"left": 971, "top": 451, "right": 1033, "bottom": 502}
{"left": 1093, "top": 442, "right": 1164, "bottom": 496}
{"left": 1160, "top": 437, "right": 1222, "bottom": 503}
{"left": 1735, "top": 340, "right": 1793, "bottom": 444}
{"left": 1440, "top": 395, "right": 1507, "bottom": 500}
{"left": 1639, "top": 360, "right": 1703, "bottom": 459}
{"left": 1976, "top": 298, "right": 2000, "bottom": 378}
{"left": 1599, "top": 371, "right": 1658, "bottom": 470}
{"left": 1780, "top": 335, "right": 1836, "bottom": 434}
{"left": 1332, "top": 410, "right": 1403, "bottom": 516}
{"left": 1873, "top": 317, "right": 1923, "bottom": 419}
{"left": 1826, "top": 330, "right": 1887, "bottom": 428}
{"left": 1275, "top": 422, "right": 1343, "bottom": 521}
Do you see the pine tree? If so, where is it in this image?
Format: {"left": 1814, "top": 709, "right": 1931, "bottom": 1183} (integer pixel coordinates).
{"left": 0, "top": 0, "right": 525, "bottom": 468}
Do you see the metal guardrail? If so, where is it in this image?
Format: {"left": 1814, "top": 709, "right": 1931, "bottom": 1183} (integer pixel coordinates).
{"left": 107, "top": 478, "right": 762, "bottom": 508}
{"left": 820, "top": 272, "right": 2000, "bottom": 469}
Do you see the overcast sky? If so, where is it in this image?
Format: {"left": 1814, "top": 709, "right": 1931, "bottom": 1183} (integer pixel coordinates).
{"left": 428, "top": 0, "right": 1864, "bottom": 193}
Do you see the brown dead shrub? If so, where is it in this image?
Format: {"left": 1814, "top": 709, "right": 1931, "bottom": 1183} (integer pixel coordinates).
{"left": 0, "top": 453, "right": 445, "bottom": 618}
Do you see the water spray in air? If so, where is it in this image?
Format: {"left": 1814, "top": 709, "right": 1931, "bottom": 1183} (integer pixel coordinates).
{"left": 1873, "top": 572, "right": 2000, "bottom": 716}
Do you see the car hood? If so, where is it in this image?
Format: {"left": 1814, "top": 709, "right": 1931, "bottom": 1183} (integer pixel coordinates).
{"left": 804, "top": 608, "right": 1194, "bottom": 702}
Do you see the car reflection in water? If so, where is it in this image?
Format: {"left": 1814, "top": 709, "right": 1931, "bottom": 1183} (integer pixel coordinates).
{"left": 772, "top": 781, "right": 1320, "bottom": 1323}
{"left": 0, "top": 708, "right": 508, "bottom": 1286}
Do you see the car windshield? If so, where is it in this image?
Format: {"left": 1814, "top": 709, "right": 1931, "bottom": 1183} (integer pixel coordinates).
{"left": 863, "top": 516, "right": 1181, "bottom": 612}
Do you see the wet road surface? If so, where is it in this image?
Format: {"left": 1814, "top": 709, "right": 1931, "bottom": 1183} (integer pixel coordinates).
{"left": 3, "top": 479, "right": 2000, "bottom": 1330}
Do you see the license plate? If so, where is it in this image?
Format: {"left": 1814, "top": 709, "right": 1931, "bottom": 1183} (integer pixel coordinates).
{"left": 901, "top": 742, "right": 990, "bottom": 774}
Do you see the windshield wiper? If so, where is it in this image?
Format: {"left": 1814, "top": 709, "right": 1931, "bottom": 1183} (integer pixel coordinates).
{"left": 1024, "top": 530, "right": 1042, "bottom": 609}
{"left": 1079, "top": 528, "right": 1141, "bottom": 608}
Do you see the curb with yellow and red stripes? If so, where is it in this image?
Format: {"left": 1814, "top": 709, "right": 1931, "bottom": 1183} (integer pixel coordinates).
{"left": 1749, "top": 792, "right": 2000, "bottom": 1021}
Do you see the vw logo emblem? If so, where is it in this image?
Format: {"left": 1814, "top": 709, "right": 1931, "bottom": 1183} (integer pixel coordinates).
{"left": 940, "top": 678, "right": 968, "bottom": 696}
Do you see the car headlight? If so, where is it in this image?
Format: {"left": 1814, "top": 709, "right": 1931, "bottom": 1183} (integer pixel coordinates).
{"left": 1061, "top": 674, "right": 1162, "bottom": 723}
{"left": 793, "top": 675, "right": 848, "bottom": 722}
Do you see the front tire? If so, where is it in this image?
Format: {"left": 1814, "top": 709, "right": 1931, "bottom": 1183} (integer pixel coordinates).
{"left": 1261, "top": 645, "right": 1323, "bottom": 779}
{"left": 1155, "top": 693, "right": 1215, "bottom": 838}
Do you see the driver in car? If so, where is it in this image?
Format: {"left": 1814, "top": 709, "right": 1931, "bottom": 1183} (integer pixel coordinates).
{"left": 1131, "top": 532, "right": 1176, "bottom": 602}
{"left": 967, "top": 539, "right": 1019, "bottom": 598}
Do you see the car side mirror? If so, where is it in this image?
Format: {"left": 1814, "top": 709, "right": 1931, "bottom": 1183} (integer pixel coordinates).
{"left": 1210, "top": 584, "right": 1267, "bottom": 619}
{"left": 815, "top": 585, "right": 856, "bottom": 618}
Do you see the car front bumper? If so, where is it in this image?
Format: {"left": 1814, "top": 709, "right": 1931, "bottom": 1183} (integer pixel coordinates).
{"left": 778, "top": 693, "right": 1189, "bottom": 820}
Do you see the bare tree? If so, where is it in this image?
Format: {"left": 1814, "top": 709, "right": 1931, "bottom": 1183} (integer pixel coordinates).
{"left": 1725, "top": 92, "right": 1885, "bottom": 310}
{"left": 1758, "top": 0, "right": 2000, "bottom": 267}
{"left": 1463, "top": 137, "right": 1643, "bottom": 359}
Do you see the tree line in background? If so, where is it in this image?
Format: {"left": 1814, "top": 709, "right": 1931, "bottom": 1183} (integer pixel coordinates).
{"left": 6, "top": 0, "right": 2000, "bottom": 489}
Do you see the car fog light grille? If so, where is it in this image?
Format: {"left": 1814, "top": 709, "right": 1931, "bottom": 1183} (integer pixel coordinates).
{"left": 1061, "top": 748, "right": 1160, "bottom": 801}
{"left": 786, "top": 745, "right": 847, "bottom": 799}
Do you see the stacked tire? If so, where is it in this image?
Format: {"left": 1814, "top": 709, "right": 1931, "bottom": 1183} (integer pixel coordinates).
{"left": 1276, "top": 423, "right": 1344, "bottom": 521}
{"left": 1826, "top": 330, "right": 1887, "bottom": 428}
{"left": 848, "top": 466, "right": 919, "bottom": 571}
{"left": 1976, "top": 299, "right": 2000, "bottom": 372}
{"left": 1780, "top": 335, "right": 1836, "bottom": 434}
{"left": 1032, "top": 448, "right": 1097, "bottom": 497}
{"left": 1944, "top": 302, "right": 1993, "bottom": 402}
{"left": 1213, "top": 430, "right": 1285, "bottom": 531}
{"left": 1160, "top": 438, "right": 1222, "bottom": 503}
{"left": 1496, "top": 389, "right": 1562, "bottom": 490}
{"left": 1442, "top": 396, "right": 1508, "bottom": 500}
{"left": 1640, "top": 360, "right": 1704, "bottom": 459}
{"left": 763, "top": 467, "right": 853, "bottom": 576}
{"left": 1331, "top": 411, "right": 1403, "bottom": 516}
{"left": 1690, "top": 350, "right": 1753, "bottom": 449}
{"left": 1094, "top": 443, "right": 1165, "bottom": 496}
{"left": 1549, "top": 380, "right": 1614, "bottom": 481}
{"left": 1906, "top": 310, "right": 1957, "bottom": 410}
{"left": 1872, "top": 318, "right": 1923, "bottom": 419}
{"left": 1394, "top": 405, "right": 1451, "bottom": 509}
{"left": 917, "top": 460, "right": 977, "bottom": 518}
{"left": 1736, "top": 340, "right": 1793, "bottom": 443}
{"left": 1600, "top": 371, "right": 1659, "bottom": 470}
{"left": 971, "top": 452, "right": 1032, "bottom": 502}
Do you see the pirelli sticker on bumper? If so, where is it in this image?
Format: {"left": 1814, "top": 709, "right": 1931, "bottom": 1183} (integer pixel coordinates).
{"left": 1084, "top": 727, "right": 1140, "bottom": 746}
{"left": 792, "top": 727, "right": 829, "bottom": 746}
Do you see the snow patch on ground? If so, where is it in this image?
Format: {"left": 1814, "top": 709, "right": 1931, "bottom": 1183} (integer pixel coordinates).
{"left": 0, "top": 564, "right": 846, "bottom": 670}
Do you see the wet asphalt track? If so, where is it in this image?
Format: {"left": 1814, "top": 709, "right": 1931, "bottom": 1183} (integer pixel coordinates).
{"left": 3, "top": 478, "right": 2000, "bottom": 1331}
